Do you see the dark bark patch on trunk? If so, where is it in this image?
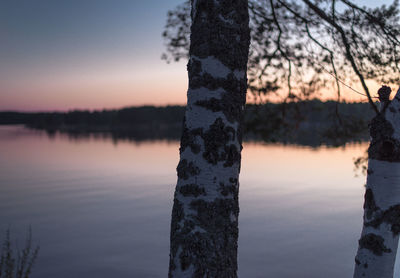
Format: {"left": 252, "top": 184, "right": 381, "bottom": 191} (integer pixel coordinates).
{"left": 172, "top": 199, "right": 184, "bottom": 223}
{"left": 358, "top": 233, "right": 392, "bottom": 256}
{"left": 189, "top": 198, "right": 239, "bottom": 231}
{"left": 378, "top": 86, "right": 391, "bottom": 102}
{"left": 170, "top": 198, "right": 185, "bottom": 272}
{"left": 179, "top": 184, "right": 206, "bottom": 197}
{"left": 219, "top": 181, "right": 238, "bottom": 197}
{"left": 355, "top": 258, "right": 361, "bottom": 265}
{"left": 179, "top": 250, "right": 192, "bottom": 271}
{"left": 194, "top": 88, "right": 246, "bottom": 124}
{"left": 181, "top": 220, "right": 196, "bottom": 235}
{"left": 364, "top": 189, "right": 400, "bottom": 235}
{"left": 177, "top": 159, "right": 200, "bottom": 180}
{"left": 224, "top": 144, "right": 241, "bottom": 167}
{"left": 189, "top": 69, "right": 245, "bottom": 92}
{"left": 182, "top": 198, "right": 239, "bottom": 276}
{"left": 187, "top": 57, "right": 202, "bottom": 76}
{"left": 364, "top": 188, "right": 378, "bottom": 220}
{"left": 190, "top": 0, "right": 250, "bottom": 71}
{"left": 369, "top": 113, "right": 394, "bottom": 140}
{"left": 368, "top": 113, "right": 400, "bottom": 162}
{"left": 170, "top": 198, "right": 239, "bottom": 277}
{"left": 365, "top": 204, "right": 400, "bottom": 236}
{"left": 180, "top": 125, "right": 202, "bottom": 154}
{"left": 202, "top": 117, "right": 240, "bottom": 166}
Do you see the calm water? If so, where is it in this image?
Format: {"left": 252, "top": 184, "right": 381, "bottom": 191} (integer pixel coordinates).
{"left": 0, "top": 125, "right": 398, "bottom": 277}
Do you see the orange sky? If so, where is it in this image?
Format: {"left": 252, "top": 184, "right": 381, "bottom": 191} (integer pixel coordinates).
{"left": 0, "top": 65, "right": 380, "bottom": 112}
{"left": 0, "top": 59, "right": 189, "bottom": 111}
{"left": 0, "top": 0, "right": 390, "bottom": 112}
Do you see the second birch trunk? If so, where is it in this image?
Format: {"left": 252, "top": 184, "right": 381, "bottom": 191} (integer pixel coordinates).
{"left": 354, "top": 86, "right": 400, "bottom": 278}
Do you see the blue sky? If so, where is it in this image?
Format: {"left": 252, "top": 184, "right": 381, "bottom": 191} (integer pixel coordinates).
{"left": 0, "top": 0, "right": 186, "bottom": 111}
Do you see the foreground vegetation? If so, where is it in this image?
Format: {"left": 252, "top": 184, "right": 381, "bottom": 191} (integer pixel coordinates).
{"left": 0, "top": 229, "right": 39, "bottom": 278}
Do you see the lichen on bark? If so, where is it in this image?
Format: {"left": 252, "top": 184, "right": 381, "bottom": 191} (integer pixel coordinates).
{"left": 179, "top": 184, "right": 206, "bottom": 197}
{"left": 177, "top": 159, "right": 200, "bottom": 180}
{"left": 364, "top": 204, "right": 400, "bottom": 236}
{"left": 194, "top": 90, "right": 246, "bottom": 124}
{"left": 358, "top": 233, "right": 392, "bottom": 256}
{"left": 362, "top": 188, "right": 400, "bottom": 236}
{"left": 189, "top": 0, "right": 250, "bottom": 71}
{"left": 202, "top": 117, "right": 239, "bottom": 166}
{"left": 180, "top": 122, "right": 202, "bottom": 154}
{"left": 364, "top": 188, "right": 377, "bottom": 220}
{"left": 368, "top": 108, "right": 400, "bottom": 162}
{"left": 219, "top": 179, "right": 239, "bottom": 197}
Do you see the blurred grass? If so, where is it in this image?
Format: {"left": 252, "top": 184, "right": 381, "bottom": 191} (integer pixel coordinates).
{"left": 0, "top": 228, "right": 39, "bottom": 278}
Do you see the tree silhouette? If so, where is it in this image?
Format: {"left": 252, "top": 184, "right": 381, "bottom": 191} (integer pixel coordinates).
{"left": 164, "top": 1, "right": 400, "bottom": 277}
{"left": 163, "top": 0, "right": 400, "bottom": 111}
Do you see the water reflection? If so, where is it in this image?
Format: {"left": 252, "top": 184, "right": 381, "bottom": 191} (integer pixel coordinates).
{"left": 0, "top": 125, "right": 372, "bottom": 277}
{"left": 28, "top": 124, "right": 368, "bottom": 148}
{"left": 39, "top": 125, "right": 182, "bottom": 145}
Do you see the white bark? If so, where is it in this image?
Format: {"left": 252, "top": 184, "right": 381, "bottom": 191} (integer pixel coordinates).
{"left": 169, "top": 0, "right": 250, "bottom": 277}
{"left": 354, "top": 88, "right": 400, "bottom": 278}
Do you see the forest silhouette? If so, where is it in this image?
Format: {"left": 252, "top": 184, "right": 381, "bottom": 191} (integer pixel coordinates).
{"left": 1, "top": 100, "right": 374, "bottom": 146}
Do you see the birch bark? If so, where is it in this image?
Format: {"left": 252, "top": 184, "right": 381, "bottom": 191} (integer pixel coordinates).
{"left": 354, "top": 87, "right": 400, "bottom": 278}
{"left": 168, "top": 0, "right": 250, "bottom": 277}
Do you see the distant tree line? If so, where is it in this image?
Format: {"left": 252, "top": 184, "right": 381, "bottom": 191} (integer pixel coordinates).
{"left": 0, "top": 106, "right": 184, "bottom": 127}
{"left": 0, "top": 100, "right": 375, "bottom": 146}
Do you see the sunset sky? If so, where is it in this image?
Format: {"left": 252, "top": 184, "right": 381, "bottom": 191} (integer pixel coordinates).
{"left": 0, "top": 0, "right": 394, "bottom": 111}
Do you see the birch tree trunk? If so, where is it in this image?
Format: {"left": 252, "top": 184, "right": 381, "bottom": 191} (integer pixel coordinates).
{"left": 168, "top": 0, "right": 250, "bottom": 277}
{"left": 354, "top": 87, "right": 400, "bottom": 278}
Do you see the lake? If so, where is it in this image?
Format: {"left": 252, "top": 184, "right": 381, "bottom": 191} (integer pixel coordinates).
{"left": 0, "top": 125, "right": 398, "bottom": 277}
